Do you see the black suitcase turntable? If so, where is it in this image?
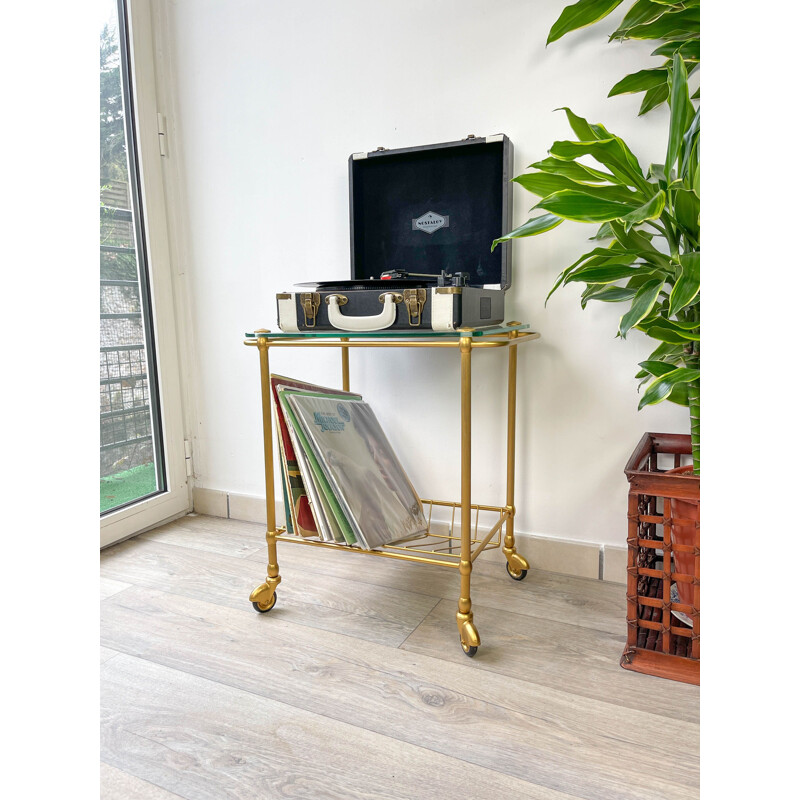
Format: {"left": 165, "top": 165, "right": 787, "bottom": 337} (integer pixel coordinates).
{"left": 277, "top": 134, "right": 513, "bottom": 332}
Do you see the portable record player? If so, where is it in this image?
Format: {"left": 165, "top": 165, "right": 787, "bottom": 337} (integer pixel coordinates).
{"left": 276, "top": 134, "right": 513, "bottom": 332}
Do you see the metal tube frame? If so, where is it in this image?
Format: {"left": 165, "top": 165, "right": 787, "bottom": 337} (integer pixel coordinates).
{"left": 245, "top": 326, "right": 538, "bottom": 652}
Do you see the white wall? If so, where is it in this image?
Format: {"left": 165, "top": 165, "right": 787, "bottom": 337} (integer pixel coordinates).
{"left": 153, "top": 0, "right": 688, "bottom": 547}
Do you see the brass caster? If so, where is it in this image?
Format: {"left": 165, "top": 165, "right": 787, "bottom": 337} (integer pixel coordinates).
{"left": 506, "top": 562, "right": 528, "bottom": 581}
{"left": 250, "top": 579, "right": 280, "bottom": 609}
{"left": 461, "top": 641, "right": 478, "bottom": 658}
{"left": 457, "top": 617, "right": 480, "bottom": 653}
{"left": 252, "top": 592, "right": 277, "bottom": 613}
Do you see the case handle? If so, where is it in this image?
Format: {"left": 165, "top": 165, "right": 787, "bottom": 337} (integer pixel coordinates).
{"left": 325, "top": 293, "right": 399, "bottom": 331}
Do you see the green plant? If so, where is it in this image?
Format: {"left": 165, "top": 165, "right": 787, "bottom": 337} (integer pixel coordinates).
{"left": 492, "top": 1, "right": 700, "bottom": 473}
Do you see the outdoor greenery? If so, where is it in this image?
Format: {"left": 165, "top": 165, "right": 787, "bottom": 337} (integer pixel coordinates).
{"left": 100, "top": 463, "right": 158, "bottom": 513}
{"left": 100, "top": 22, "right": 138, "bottom": 282}
{"left": 493, "top": 0, "right": 700, "bottom": 473}
{"left": 100, "top": 23, "right": 126, "bottom": 187}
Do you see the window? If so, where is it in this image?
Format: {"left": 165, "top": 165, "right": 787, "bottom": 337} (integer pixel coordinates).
{"left": 100, "top": 2, "right": 164, "bottom": 514}
{"left": 99, "top": 0, "right": 190, "bottom": 546}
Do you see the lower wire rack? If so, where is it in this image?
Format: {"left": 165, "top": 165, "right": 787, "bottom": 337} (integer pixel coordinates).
{"left": 274, "top": 498, "right": 511, "bottom": 567}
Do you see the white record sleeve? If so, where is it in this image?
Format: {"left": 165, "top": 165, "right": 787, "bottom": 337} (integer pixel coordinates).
{"left": 285, "top": 394, "right": 427, "bottom": 549}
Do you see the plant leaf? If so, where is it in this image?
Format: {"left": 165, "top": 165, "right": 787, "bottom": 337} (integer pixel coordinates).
{"left": 673, "top": 188, "right": 699, "bottom": 237}
{"left": 548, "top": 250, "right": 627, "bottom": 304}
{"left": 639, "top": 82, "right": 670, "bottom": 114}
{"left": 528, "top": 156, "right": 615, "bottom": 184}
{"left": 669, "top": 251, "right": 700, "bottom": 315}
{"left": 609, "top": 68, "right": 669, "bottom": 97}
{"left": 680, "top": 109, "right": 700, "bottom": 184}
{"left": 638, "top": 359, "right": 679, "bottom": 377}
{"left": 536, "top": 190, "right": 637, "bottom": 222}
{"left": 515, "top": 172, "right": 643, "bottom": 205}
{"left": 556, "top": 109, "right": 650, "bottom": 183}
{"left": 549, "top": 139, "right": 649, "bottom": 193}
{"left": 648, "top": 163, "right": 668, "bottom": 184}
{"left": 646, "top": 340, "right": 686, "bottom": 362}
{"left": 620, "top": 191, "right": 666, "bottom": 230}
{"left": 556, "top": 107, "right": 604, "bottom": 141}
{"left": 638, "top": 318, "right": 699, "bottom": 342}
{"left": 588, "top": 121, "right": 650, "bottom": 183}
{"left": 569, "top": 244, "right": 628, "bottom": 266}
{"left": 620, "top": 8, "right": 700, "bottom": 41}
{"left": 609, "top": 220, "right": 673, "bottom": 270}
{"left": 638, "top": 367, "right": 699, "bottom": 409}
{"left": 666, "top": 382, "right": 689, "bottom": 406}
{"left": 590, "top": 222, "right": 615, "bottom": 240}
{"left": 490, "top": 214, "right": 563, "bottom": 251}
{"left": 612, "top": 1, "right": 669, "bottom": 39}
{"left": 555, "top": 246, "right": 632, "bottom": 292}
{"left": 666, "top": 53, "right": 692, "bottom": 173}
{"left": 652, "top": 39, "right": 700, "bottom": 61}
{"left": 581, "top": 284, "right": 637, "bottom": 307}
{"left": 564, "top": 263, "right": 645, "bottom": 285}
{"left": 547, "top": 0, "right": 625, "bottom": 45}
{"left": 619, "top": 277, "right": 665, "bottom": 337}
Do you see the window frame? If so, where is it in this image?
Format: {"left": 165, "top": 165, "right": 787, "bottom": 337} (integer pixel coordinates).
{"left": 100, "top": 0, "right": 190, "bottom": 547}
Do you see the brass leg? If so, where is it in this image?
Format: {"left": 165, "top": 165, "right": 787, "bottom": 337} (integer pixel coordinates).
{"left": 503, "top": 330, "right": 529, "bottom": 580}
{"left": 341, "top": 337, "right": 350, "bottom": 391}
{"left": 249, "top": 335, "right": 281, "bottom": 612}
{"left": 456, "top": 334, "right": 480, "bottom": 655}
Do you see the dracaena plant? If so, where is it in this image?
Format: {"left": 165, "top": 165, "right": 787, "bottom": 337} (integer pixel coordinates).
{"left": 492, "top": 1, "right": 700, "bottom": 473}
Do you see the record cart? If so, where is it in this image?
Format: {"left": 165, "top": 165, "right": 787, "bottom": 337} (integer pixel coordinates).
{"left": 245, "top": 322, "right": 539, "bottom": 656}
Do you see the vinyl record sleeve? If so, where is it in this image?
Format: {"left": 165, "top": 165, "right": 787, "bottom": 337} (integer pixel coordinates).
{"left": 277, "top": 389, "right": 362, "bottom": 546}
{"left": 292, "top": 431, "right": 337, "bottom": 542}
{"left": 278, "top": 451, "right": 294, "bottom": 535}
{"left": 270, "top": 374, "right": 361, "bottom": 537}
{"left": 280, "top": 395, "right": 349, "bottom": 544}
{"left": 285, "top": 394, "right": 427, "bottom": 550}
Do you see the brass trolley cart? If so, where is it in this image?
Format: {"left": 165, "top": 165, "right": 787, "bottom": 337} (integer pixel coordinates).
{"left": 245, "top": 322, "right": 539, "bottom": 656}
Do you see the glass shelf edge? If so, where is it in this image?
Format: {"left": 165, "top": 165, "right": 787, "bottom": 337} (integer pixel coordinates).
{"left": 244, "top": 323, "right": 530, "bottom": 340}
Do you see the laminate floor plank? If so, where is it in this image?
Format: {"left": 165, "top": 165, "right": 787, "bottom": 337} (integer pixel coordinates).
{"left": 100, "top": 646, "right": 121, "bottom": 665}
{"left": 100, "top": 576, "right": 132, "bottom": 600}
{"left": 100, "top": 537, "right": 439, "bottom": 647}
{"left": 401, "top": 599, "right": 699, "bottom": 724}
{"left": 101, "top": 762, "right": 188, "bottom": 800}
{"left": 101, "top": 585, "right": 698, "bottom": 800}
{"left": 139, "top": 514, "right": 265, "bottom": 558}
{"left": 246, "top": 538, "right": 626, "bottom": 635}
{"left": 102, "top": 653, "right": 574, "bottom": 800}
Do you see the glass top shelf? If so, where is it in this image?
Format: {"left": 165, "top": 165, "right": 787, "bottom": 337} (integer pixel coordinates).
{"left": 245, "top": 323, "right": 530, "bottom": 340}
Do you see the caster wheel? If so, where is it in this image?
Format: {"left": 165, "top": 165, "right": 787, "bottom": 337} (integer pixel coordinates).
{"left": 506, "top": 562, "right": 528, "bottom": 581}
{"left": 461, "top": 642, "right": 478, "bottom": 657}
{"left": 252, "top": 592, "right": 277, "bottom": 613}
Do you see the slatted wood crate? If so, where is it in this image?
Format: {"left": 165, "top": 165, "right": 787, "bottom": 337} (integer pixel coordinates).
{"left": 621, "top": 433, "right": 699, "bottom": 685}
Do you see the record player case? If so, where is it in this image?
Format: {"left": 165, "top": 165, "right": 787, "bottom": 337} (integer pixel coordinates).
{"left": 245, "top": 322, "right": 539, "bottom": 657}
{"left": 277, "top": 135, "right": 514, "bottom": 333}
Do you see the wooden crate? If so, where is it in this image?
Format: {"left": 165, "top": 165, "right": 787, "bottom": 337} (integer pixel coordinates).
{"left": 621, "top": 433, "right": 699, "bottom": 685}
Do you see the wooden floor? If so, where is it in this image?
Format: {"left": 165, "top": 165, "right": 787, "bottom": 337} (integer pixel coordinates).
{"left": 100, "top": 514, "right": 699, "bottom": 800}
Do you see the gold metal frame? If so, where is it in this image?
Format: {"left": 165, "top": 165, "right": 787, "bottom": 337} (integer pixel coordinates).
{"left": 246, "top": 326, "right": 540, "bottom": 655}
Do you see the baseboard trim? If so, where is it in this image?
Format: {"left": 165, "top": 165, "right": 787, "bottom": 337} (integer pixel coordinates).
{"left": 192, "top": 488, "right": 625, "bottom": 583}
{"left": 192, "top": 488, "right": 284, "bottom": 527}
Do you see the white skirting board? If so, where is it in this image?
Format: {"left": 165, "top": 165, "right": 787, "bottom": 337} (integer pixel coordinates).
{"left": 192, "top": 487, "right": 628, "bottom": 584}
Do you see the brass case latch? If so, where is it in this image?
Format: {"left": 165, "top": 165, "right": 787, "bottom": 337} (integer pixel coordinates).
{"left": 300, "top": 292, "right": 320, "bottom": 327}
{"left": 402, "top": 288, "right": 426, "bottom": 326}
